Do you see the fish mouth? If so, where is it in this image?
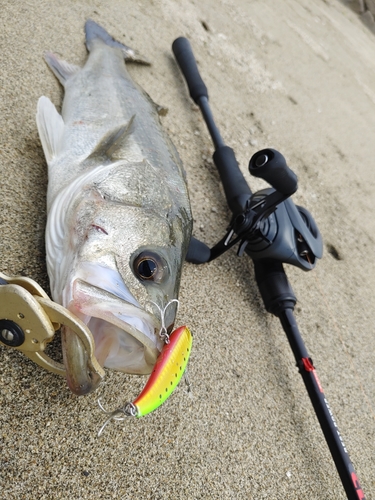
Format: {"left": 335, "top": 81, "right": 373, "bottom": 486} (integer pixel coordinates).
{"left": 62, "top": 277, "right": 164, "bottom": 396}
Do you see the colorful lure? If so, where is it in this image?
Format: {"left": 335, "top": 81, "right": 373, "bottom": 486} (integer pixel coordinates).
{"left": 133, "top": 325, "right": 193, "bottom": 417}
{"left": 98, "top": 326, "right": 192, "bottom": 434}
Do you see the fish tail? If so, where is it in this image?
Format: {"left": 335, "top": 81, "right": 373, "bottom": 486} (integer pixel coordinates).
{"left": 85, "top": 20, "right": 150, "bottom": 65}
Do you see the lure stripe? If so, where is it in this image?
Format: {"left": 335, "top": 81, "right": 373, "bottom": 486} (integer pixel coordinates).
{"left": 132, "top": 326, "right": 192, "bottom": 417}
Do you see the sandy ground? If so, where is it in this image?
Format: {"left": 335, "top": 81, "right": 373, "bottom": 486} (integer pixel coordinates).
{"left": 1, "top": 0, "right": 375, "bottom": 498}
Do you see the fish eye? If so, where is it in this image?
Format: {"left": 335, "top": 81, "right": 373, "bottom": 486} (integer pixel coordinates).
{"left": 138, "top": 259, "right": 157, "bottom": 279}
{"left": 133, "top": 251, "right": 166, "bottom": 282}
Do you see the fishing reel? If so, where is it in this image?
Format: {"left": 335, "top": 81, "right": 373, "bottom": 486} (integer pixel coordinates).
{"left": 187, "top": 148, "right": 323, "bottom": 270}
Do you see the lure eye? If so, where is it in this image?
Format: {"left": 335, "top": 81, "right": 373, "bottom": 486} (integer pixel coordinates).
{"left": 133, "top": 252, "right": 166, "bottom": 282}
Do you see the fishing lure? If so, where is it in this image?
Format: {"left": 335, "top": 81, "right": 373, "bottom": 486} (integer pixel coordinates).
{"left": 98, "top": 325, "right": 192, "bottom": 435}
{"left": 133, "top": 325, "right": 193, "bottom": 416}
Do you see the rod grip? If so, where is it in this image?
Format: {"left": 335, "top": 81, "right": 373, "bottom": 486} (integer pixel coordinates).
{"left": 172, "top": 37, "right": 208, "bottom": 103}
{"left": 213, "top": 146, "right": 252, "bottom": 213}
{"left": 253, "top": 259, "right": 297, "bottom": 316}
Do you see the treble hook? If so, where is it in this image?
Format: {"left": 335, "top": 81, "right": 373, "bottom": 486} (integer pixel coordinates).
{"left": 97, "top": 398, "right": 137, "bottom": 437}
{"left": 147, "top": 299, "right": 180, "bottom": 344}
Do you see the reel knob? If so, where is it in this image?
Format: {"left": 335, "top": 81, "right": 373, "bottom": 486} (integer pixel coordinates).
{"left": 249, "top": 149, "right": 298, "bottom": 196}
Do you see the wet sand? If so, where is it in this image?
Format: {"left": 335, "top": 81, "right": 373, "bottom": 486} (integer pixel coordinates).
{"left": 1, "top": 1, "right": 375, "bottom": 498}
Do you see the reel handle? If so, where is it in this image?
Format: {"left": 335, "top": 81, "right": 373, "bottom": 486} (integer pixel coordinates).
{"left": 249, "top": 149, "right": 298, "bottom": 196}
{"left": 172, "top": 37, "right": 208, "bottom": 103}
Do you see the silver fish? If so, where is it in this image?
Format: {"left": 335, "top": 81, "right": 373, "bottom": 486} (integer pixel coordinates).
{"left": 36, "top": 20, "right": 192, "bottom": 395}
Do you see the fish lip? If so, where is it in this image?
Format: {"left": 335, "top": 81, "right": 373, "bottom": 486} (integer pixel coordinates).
{"left": 61, "top": 278, "right": 165, "bottom": 395}
{"left": 61, "top": 326, "right": 103, "bottom": 396}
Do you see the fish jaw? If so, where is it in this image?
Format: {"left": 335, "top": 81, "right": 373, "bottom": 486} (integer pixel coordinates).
{"left": 61, "top": 326, "right": 103, "bottom": 395}
{"left": 61, "top": 262, "right": 164, "bottom": 395}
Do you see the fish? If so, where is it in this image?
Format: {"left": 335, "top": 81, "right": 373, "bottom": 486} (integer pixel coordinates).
{"left": 36, "top": 20, "right": 192, "bottom": 395}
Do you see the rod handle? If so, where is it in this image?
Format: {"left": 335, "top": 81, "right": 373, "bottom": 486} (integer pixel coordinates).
{"left": 253, "top": 259, "right": 297, "bottom": 316}
{"left": 213, "top": 146, "right": 252, "bottom": 213}
{"left": 172, "top": 37, "right": 208, "bottom": 103}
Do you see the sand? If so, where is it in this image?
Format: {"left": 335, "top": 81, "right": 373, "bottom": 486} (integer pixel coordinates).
{"left": 0, "top": 1, "right": 374, "bottom": 498}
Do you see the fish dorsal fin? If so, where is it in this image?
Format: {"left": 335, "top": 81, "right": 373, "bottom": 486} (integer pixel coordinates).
{"left": 36, "top": 96, "right": 65, "bottom": 164}
{"left": 44, "top": 52, "right": 80, "bottom": 86}
{"left": 87, "top": 115, "right": 135, "bottom": 161}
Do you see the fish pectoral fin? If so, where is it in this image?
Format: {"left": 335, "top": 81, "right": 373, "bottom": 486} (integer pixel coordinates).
{"left": 86, "top": 115, "right": 135, "bottom": 161}
{"left": 36, "top": 96, "right": 65, "bottom": 164}
{"left": 44, "top": 52, "right": 80, "bottom": 86}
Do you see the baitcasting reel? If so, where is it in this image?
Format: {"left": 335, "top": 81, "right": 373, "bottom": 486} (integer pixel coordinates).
{"left": 186, "top": 147, "right": 323, "bottom": 270}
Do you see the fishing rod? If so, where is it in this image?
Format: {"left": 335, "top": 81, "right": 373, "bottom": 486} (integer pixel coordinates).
{"left": 172, "top": 37, "right": 366, "bottom": 500}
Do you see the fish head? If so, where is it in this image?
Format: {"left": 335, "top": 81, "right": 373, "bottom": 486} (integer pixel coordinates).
{"left": 49, "top": 162, "right": 192, "bottom": 395}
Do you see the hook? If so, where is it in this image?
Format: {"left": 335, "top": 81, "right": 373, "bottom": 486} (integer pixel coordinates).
{"left": 147, "top": 299, "right": 180, "bottom": 344}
